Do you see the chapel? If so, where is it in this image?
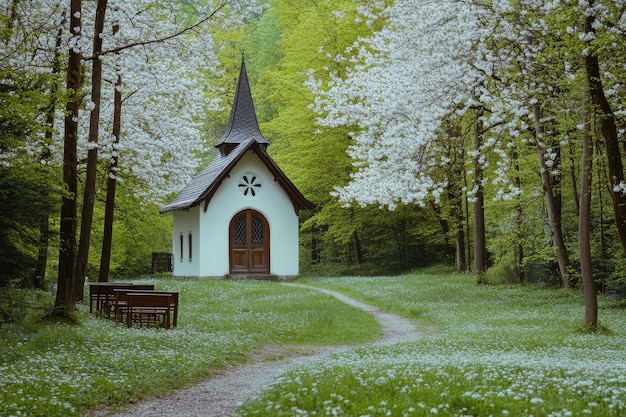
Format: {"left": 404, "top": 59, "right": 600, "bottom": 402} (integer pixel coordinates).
{"left": 159, "top": 57, "right": 313, "bottom": 278}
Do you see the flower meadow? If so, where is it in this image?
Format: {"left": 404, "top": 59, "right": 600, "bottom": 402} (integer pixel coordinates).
{"left": 235, "top": 273, "right": 626, "bottom": 416}
{"left": 0, "top": 279, "right": 379, "bottom": 417}
{"left": 1, "top": 273, "right": 624, "bottom": 417}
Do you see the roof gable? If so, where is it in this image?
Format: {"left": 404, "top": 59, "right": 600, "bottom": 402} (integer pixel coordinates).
{"left": 159, "top": 139, "right": 313, "bottom": 213}
{"left": 159, "top": 141, "right": 246, "bottom": 213}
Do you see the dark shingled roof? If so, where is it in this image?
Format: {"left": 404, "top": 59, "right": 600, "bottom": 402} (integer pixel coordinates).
{"left": 159, "top": 59, "right": 313, "bottom": 214}
{"left": 215, "top": 59, "right": 269, "bottom": 147}
{"left": 159, "top": 140, "right": 247, "bottom": 213}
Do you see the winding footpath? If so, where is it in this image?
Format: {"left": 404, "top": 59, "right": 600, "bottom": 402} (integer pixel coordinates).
{"left": 96, "top": 283, "right": 424, "bottom": 417}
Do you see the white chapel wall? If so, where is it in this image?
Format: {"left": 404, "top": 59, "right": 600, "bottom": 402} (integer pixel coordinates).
{"left": 200, "top": 150, "right": 300, "bottom": 277}
{"left": 172, "top": 206, "right": 200, "bottom": 277}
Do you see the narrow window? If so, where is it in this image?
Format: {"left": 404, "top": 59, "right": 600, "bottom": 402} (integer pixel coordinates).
{"left": 188, "top": 232, "right": 192, "bottom": 261}
{"left": 179, "top": 233, "right": 184, "bottom": 261}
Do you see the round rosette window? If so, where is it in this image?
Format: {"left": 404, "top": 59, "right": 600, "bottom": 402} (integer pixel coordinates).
{"left": 238, "top": 172, "right": 262, "bottom": 198}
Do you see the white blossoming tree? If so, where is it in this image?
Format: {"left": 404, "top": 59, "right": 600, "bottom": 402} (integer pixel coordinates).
{"left": 2, "top": 0, "right": 261, "bottom": 313}
{"left": 67, "top": 0, "right": 263, "bottom": 309}
{"left": 311, "top": 0, "right": 502, "bottom": 278}
{"left": 311, "top": 0, "right": 626, "bottom": 326}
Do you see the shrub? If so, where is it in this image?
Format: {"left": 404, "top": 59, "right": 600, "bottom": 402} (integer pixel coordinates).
{"left": 0, "top": 288, "right": 53, "bottom": 326}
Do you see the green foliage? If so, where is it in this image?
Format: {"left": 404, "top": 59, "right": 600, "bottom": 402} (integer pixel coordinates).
{"left": 86, "top": 187, "right": 173, "bottom": 279}
{"left": 304, "top": 261, "right": 409, "bottom": 278}
{"left": 607, "top": 255, "right": 626, "bottom": 298}
{"left": 0, "top": 168, "right": 50, "bottom": 285}
{"left": 215, "top": 0, "right": 452, "bottom": 274}
{"left": 0, "top": 70, "right": 59, "bottom": 288}
{"left": 0, "top": 288, "right": 54, "bottom": 326}
{"left": 302, "top": 203, "right": 450, "bottom": 274}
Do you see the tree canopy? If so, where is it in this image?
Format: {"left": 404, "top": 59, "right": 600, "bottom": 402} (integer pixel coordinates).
{"left": 2, "top": 0, "right": 625, "bottom": 325}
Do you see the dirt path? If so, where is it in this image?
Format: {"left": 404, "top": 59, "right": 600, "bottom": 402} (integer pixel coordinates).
{"left": 93, "top": 283, "right": 423, "bottom": 417}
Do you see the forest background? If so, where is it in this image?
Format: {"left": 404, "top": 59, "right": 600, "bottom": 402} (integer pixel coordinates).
{"left": 1, "top": 0, "right": 626, "bottom": 324}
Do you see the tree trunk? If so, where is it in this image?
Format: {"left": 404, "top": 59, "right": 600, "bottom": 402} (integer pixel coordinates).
{"left": 580, "top": 91, "right": 597, "bottom": 327}
{"left": 511, "top": 145, "right": 525, "bottom": 282}
{"left": 99, "top": 42, "right": 121, "bottom": 282}
{"left": 473, "top": 108, "right": 487, "bottom": 283}
{"left": 597, "top": 155, "right": 607, "bottom": 272}
{"left": 584, "top": 3, "right": 626, "bottom": 254}
{"left": 430, "top": 201, "right": 451, "bottom": 247}
{"left": 75, "top": 0, "right": 108, "bottom": 299}
{"left": 34, "top": 212, "right": 49, "bottom": 289}
{"left": 351, "top": 229, "right": 362, "bottom": 266}
{"left": 464, "top": 169, "right": 471, "bottom": 271}
{"left": 54, "top": 0, "right": 82, "bottom": 314}
{"left": 551, "top": 145, "right": 563, "bottom": 231}
{"left": 455, "top": 222, "right": 465, "bottom": 273}
{"left": 568, "top": 139, "right": 580, "bottom": 216}
{"left": 444, "top": 122, "right": 465, "bottom": 273}
{"left": 451, "top": 147, "right": 466, "bottom": 273}
{"left": 310, "top": 222, "right": 320, "bottom": 264}
{"left": 98, "top": 168, "right": 117, "bottom": 283}
{"left": 532, "top": 103, "right": 571, "bottom": 288}
{"left": 34, "top": 14, "right": 65, "bottom": 290}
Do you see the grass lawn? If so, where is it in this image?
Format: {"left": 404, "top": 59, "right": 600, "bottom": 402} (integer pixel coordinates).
{"left": 235, "top": 271, "right": 626, "bottom": 416}
{"left": 0, "top": 278, "right": 380, "bottom": 417}
{"left": 1, "top": 271, "right": 625, "bottom": 417}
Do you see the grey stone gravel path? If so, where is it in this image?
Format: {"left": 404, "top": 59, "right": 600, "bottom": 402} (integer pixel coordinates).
{"left": 90, "top": 283, "right": 423, "bottom": 417}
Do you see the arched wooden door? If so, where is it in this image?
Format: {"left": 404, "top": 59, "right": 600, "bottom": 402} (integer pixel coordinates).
{"left": 229, "top": 210, "right": 270, "bottom": 274}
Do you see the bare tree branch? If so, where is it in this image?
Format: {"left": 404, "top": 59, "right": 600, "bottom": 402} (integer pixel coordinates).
{"left": 83, "top": 1, "right": 227, "bottom": 61}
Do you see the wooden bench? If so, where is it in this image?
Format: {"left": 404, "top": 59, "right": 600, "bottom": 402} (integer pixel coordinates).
{"left": 112, "top": 286, "right": 155, "bottom": 323}
{"left": 103, "top": 284, "right": 156, "bottom": 318}
{"left": 88, "top": 282, "right": 133, "bottom": 314}
{"left": 126, "top": 292, "right": 179, "bottom": 329}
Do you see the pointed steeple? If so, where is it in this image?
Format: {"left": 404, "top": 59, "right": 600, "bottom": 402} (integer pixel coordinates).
{"left": 215, "top": 54, "right": 269, "bottom": 156}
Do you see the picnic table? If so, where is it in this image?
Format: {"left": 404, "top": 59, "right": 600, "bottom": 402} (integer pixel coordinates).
{"left": 113, "top": 288, "right": 178, "bottom": 328}
{"left": 88, "top": 282, "right": 133, "bottom": 314}
{"left": 125, "top": 291, "right": 179, "bottom": 329}
{"left": 88, "top": 282, "right": 178, "bottom": 329}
